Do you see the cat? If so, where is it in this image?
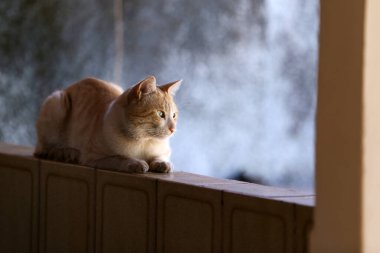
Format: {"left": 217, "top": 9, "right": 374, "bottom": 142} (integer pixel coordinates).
{"left": 34, "top": 75, "right": 181, "bottom": 173}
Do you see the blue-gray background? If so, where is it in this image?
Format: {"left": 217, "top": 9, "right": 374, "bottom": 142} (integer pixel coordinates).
{"left": 0, "top": 0, "right": 319, "bottom": 190}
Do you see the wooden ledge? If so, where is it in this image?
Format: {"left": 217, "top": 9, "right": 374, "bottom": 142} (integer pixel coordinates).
{"left": 0, "top": 142, "right": 314, "bottom": 206}
{"left": 0, "top": 142, "right": 314, "bottom": 252}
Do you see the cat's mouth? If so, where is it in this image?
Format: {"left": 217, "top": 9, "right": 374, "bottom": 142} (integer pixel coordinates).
{"left": 146, "top": 130, "right": 173, "bottom": 139}
{"left": 162, "top": 131, "right": 175, "bottom": 138}
{"left": 168, "top": 128, "right": 176, "bottom": 137}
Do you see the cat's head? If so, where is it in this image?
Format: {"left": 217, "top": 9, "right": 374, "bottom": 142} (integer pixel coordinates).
{"left": 120, "top": 76, "right": 181, "bottom": 139}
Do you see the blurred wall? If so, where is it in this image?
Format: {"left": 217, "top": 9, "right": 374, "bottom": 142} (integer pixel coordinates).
{"left": 311, "top": 0, "right": 380, "bottom": 251}
{"left": 0, "top": 0, "right": 319, "bottom": 190}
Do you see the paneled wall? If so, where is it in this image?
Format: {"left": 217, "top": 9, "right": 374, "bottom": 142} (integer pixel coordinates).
{"left": 0, "top": 143, "right": 314, "bottom": 253}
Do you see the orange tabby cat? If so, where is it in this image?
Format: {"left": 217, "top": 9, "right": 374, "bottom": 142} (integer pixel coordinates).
{"left": 34, "top": 76, "right": 181, "bottom": 173}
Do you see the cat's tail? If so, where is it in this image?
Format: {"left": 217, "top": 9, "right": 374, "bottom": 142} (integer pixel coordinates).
{"left": 34, "top": 90, "right": 70, "bottom": 157}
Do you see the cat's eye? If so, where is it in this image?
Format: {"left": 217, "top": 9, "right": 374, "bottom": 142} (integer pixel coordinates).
{"left": 157, "top": 111, "right": 165, "bottom": 119}
{"left": 173, "top": 113, "right": 177, "bottom": 119}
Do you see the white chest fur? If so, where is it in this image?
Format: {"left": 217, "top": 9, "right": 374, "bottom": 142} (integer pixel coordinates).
{"left": 128, "top": 138, "right": 171, "bottom": 161}
{"left": 108, "top": 134, "right": 171, "bottom": 162}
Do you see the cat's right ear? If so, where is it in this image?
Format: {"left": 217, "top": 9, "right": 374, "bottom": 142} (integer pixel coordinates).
{"left": 159, "top": 79, "right": 182, "bottom": 96}
{"left": 129, "top": 76, "right": 157, "bottom": 100}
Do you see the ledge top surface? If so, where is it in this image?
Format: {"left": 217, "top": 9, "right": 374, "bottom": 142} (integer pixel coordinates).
{"left": 0, "top": 142, "right": 315, "bottom": 207}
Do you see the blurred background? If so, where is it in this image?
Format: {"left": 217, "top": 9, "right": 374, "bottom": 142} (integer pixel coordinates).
{"left": 0, "top": 0, "right": 319, "bottom": 190}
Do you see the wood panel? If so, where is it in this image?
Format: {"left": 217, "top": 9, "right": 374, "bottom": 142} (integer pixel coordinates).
{"left": 223, "top": 193, "right": 294, "bottom": 253}
{"left": 157, "top": 181, "right": 222, "bottom": 253}
{"left": 39, "top": 160, "right": 95, "bottom": 253}
{"left": 0, "top": 154, "right": 39, "bottom": 253}
{"left": 96, "top": 170, "right": 156, "bottom": 253}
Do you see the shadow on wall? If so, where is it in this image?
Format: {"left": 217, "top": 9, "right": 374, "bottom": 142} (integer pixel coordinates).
{"left": 0, "top": 0, "right": 319, "bottom": 190}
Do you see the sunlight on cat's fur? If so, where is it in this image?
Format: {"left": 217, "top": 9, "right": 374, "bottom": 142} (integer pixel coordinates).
{"left": 34, "top": 76, "right": 181, "bottom": 173}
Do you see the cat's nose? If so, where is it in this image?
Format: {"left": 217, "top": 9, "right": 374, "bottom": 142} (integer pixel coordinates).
{"left": 169, "top": 126, "right": 175, "bottom": 133}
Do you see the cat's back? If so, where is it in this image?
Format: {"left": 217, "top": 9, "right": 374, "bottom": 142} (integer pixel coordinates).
{"left": 65, "top": 77, "right": 123, "bottom": 104}
{"left": 64, "top": 77, "right": 122, "bottom": 116}
{"left": 62, "top": 78, "right": 123, "bottom": 154}
{"left": 64, "top": 77, "right": 122, "bottom": 133}
{"left": 35, "top": 77, "right": 124, "bottom": 159}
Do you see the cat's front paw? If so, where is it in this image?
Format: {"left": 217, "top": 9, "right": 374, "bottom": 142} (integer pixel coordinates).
{"left": 125, "top": 159, "right": 149, "bottom": 173}
{"left": 149, "top": 160, "right": 172, "bottom": 173}
{"left": 90, "top": 156, "right": 149, "bottom": 173}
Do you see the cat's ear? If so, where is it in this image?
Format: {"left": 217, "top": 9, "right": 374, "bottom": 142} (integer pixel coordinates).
{"left": 131, "top": 75, "right": 157, "bottom": 99}
{"left": 159, "top": 79, "right": 182, "bottom": 96}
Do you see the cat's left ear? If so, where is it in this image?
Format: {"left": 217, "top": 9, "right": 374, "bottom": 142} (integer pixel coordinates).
{"left": 130, "top": 75, "right": 157, "bottom": 99}
{"left": 159, "top": 80, "right": 182, "bottom": 96}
